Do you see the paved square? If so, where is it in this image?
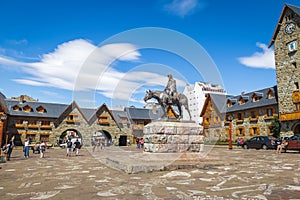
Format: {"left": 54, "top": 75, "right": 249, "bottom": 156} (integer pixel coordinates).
{"left": 0, "top": 146, "right": 299, "bottom": 199}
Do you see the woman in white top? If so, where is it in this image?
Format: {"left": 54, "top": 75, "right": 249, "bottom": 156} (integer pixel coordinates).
{"left": 24, "top": 139, "right": 29, "bottom": 158}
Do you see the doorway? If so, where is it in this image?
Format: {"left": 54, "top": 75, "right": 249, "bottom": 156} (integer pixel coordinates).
{"left": 119, "top": 135, "right": 127, "bottom": 146}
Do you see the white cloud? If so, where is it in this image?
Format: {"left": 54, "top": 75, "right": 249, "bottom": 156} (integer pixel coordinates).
{"left": 0, "top": 39, "right": 186, "bottom": 104}
{"left": 164, "top": 0, "right": 200, "bottom": 17}
{"left": 238, "top": 42, "right": 275, "bottom": 69}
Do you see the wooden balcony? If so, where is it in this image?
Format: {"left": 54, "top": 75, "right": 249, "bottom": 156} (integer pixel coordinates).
{"left": 249, "top": 117, "right": 258, "bottom": 122}
{"left": 66, "top": 119, "right": 79, "bottom": 125}
{"left": 236, "top": 119, "right": 244, "bottom": 123}
{"left": 40, "top": 125, "right": 52, "bottom": 129}
{"left": 28, "top": 124, "right": 38, "bottom": 129}
{"left": 15, "top": 123, "right": 24, "bottom": 128}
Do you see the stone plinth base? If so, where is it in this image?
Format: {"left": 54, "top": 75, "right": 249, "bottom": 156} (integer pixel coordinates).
{"left": 143, "top": 120, "right": 203, "bottom": 153}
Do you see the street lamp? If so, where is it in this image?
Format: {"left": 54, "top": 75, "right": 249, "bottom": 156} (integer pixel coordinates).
{"left": 228, "top": 115, "right": 233, "bottom": 150}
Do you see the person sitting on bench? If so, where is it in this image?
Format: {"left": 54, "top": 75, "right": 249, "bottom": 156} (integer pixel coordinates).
{"left": 277, "top": 140, "right": 288, "bottom": 154}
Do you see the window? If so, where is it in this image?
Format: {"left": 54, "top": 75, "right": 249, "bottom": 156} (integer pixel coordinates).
{"left": 266, "top": 108, "right": 273, "bottom": 117}
{"left": 23, "top": 105, "right": 33, "bottom": 112}
{"left": 36, "top": 106, "right": 47, "bottom": 113}
{"left": 267, "top": 89, "right": 275, "bottom": 99}
{"left": 12, "top": 105, "right": 22, "bottom": 111}
{"left": 236, "top": 112, "right": 244, "bottom": 121}
{"left": 249, "top": 110, "right": 258, "bottom": 120}
{"left": 294, "top": 103, "right": 300, "bottom": 111}
{"left": 288, "top": 41, "right": 297, "bottom": 52}
{"left": 295, "top": 82, "right": 299, "bottom": 90}
{"left": 235, "top": 127, "right": 245, "bottom": 136}
{"left": 98, "top": 116, "right": 109, "bottom": 125}
{"left": 250, "top": 126, "right": 260, "bottom": 136}
{"left": 66, "top": 114, "right": 78, "bottom": 123}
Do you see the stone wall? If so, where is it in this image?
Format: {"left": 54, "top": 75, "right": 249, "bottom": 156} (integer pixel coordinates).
{"left": 274, "top": 8, "right": 300, "bottom": 135}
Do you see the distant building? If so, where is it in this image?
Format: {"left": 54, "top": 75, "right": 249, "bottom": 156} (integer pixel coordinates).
{"left": 183, "top": 82, "right": 226, "bottom": 124}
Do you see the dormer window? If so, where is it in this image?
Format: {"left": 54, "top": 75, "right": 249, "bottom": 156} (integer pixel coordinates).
{"left": 12, "top": 105, "right": 22, "bottom": 111}
{"left": 23, "top": 105, "right": 33, "bottom": 112}
{"left": 267, "top": 89, "right": 275, "bottom": 99}
{"left": 227, "top": 99, "right": 236, "bottom": 108}
{"left": 252, "top": 92, "right": 263, "bottom": 102}
{"left": 36, "top": 105, "right": 47, "bottom": 113}
{"left": 238, "top": 96, "right": 248, "bottom": 105}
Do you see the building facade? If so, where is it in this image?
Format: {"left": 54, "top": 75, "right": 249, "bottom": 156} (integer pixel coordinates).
{"left": 183, "top": 82, "right": 226, "bottom": 125}
{"left": 269, "top": 4, "right": 300, "bottom": 136}
{"left": 200, "top": 87, "right": 278, "bottom": 142}
{"left": 0, "top": 93, "right": 160, "bottom": 147}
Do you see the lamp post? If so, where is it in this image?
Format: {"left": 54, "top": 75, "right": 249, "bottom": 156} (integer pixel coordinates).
{"left": 228, "top": 115, "right": 233, "bottom": 150}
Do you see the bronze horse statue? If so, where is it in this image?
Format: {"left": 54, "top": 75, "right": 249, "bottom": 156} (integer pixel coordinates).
{"left": 144, "top": 90, "right": 192, "bottom": 120}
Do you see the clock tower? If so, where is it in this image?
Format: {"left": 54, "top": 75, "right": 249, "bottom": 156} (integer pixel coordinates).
{"left": 269, "top": 4, "right": 300, "bottom": 135}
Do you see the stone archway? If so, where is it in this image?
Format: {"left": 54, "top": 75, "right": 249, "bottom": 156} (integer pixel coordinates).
{"left": 59, "top": 129, "right": 82, "bottom": 144}
{"left": 293, "top": 123, "right": 300, "bottom": 136}
{"left": 92, "top": 130, "right": 112, "bottom": 146}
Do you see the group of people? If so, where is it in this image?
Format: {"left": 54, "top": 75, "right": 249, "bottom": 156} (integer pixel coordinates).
{"left": 236, "top": 138, "right": 244, "bottom": 147}
{"left": 1, "top": 137, "right": 15, "bottom": 161}
{"left": 1, "top": 137, "right": 47, "bottom": 160}
{"left": 66, "top": 138, "right": 81, "bottom": 157}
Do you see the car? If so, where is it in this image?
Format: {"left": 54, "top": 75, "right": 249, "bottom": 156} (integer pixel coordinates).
{"left": 242, "top": 136, "right": 277, "bottom": 150}
{"left": 283, "top": 135, "right": 300, "bottom": 153}
{"left": 280, "top": 136, "right": 291, "bottom": 141}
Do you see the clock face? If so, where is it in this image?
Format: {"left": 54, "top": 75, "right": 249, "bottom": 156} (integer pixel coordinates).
{"left": 285, "top": 23, "right": 296, "bottom": 34}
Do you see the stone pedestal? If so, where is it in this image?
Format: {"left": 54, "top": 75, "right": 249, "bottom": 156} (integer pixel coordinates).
{"left": 143, "top": 120, "right": 203, "bottom": 153}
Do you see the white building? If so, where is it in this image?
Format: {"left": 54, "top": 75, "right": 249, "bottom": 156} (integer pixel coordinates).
{"left": 183, "top": 82, "right": 226, "bottom": 124}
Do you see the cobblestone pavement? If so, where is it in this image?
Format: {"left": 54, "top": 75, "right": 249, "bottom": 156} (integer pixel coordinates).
{"left": 0, "top": 146, "right": 300, "bottom": 200}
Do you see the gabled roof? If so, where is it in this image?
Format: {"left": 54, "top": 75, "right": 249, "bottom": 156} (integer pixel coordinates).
{"left": 111, "top": 109, "right": 129, "bottom": 128}
{"left": 125, "top": 106, "right": 162, "bottom": 120}
{"left": 226, "top": 86, "right": 278, "bottom": 113}
{"left": 269, "top": 4, "right": 300, "bottom": 47}
{"left": 54, "top": 101, "right": 89, "bottom": 127}
{"left": 200, "top": 93, "right": 227, "bottom": 117}
{"left": 88, "top": 103, "right": 121, "bottom": 129}
{"left": 5, "top": 99, "right": 68, "bottom": 118}
{"left": 81, "top": 108, "right": 97, "bottom": 120}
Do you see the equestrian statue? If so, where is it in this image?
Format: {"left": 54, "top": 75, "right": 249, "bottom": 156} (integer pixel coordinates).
{"left": 143, "top": 74, "right": 192, "bottom": 120}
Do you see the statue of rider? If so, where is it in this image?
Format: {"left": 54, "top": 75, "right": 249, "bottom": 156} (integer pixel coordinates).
{"left": 164, "top": 74, "right": 177, "bottom": 104}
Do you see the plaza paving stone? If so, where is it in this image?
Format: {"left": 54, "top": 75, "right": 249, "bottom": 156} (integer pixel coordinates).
{"left": 0, "top": 145, "right": 300, "bottom": 199}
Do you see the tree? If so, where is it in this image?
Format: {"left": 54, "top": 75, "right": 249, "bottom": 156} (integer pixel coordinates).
{"left": 270, "top": 116, "right": 281, "bottom": 138}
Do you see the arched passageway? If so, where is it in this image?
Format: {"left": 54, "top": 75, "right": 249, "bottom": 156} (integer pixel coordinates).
{"left": 293, "top": 124, "right": 300, "bottom": 136}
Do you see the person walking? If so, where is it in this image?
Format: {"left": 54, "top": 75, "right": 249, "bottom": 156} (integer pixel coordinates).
{"left": 24, "top": 138, "right": 29, "bottom": 158}
{"left": 66, "top": 139, "right": 73, "bottom": 157}
{"left": 74, "top": 139, "right": 81, "bottom": 156}
{"left": 39, "top": 140, "right": 46, "bottom": 158}
{"left": 6, "top": 137, "right": 15, "bottom": 161}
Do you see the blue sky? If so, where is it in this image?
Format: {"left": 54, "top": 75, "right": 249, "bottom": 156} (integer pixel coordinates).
{"left": 0, "top": 0, "right": 299, "bottom": 108}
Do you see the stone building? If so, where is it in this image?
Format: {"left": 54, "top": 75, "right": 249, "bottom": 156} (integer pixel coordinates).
{"left": 0, "top": 93, "right": 161, "bottom": 147}
{"left": 200, "top": 87, "right": 278, "bottom": 142}
{"left": 269, "top": 4, "right": 300, "bottom": 136}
